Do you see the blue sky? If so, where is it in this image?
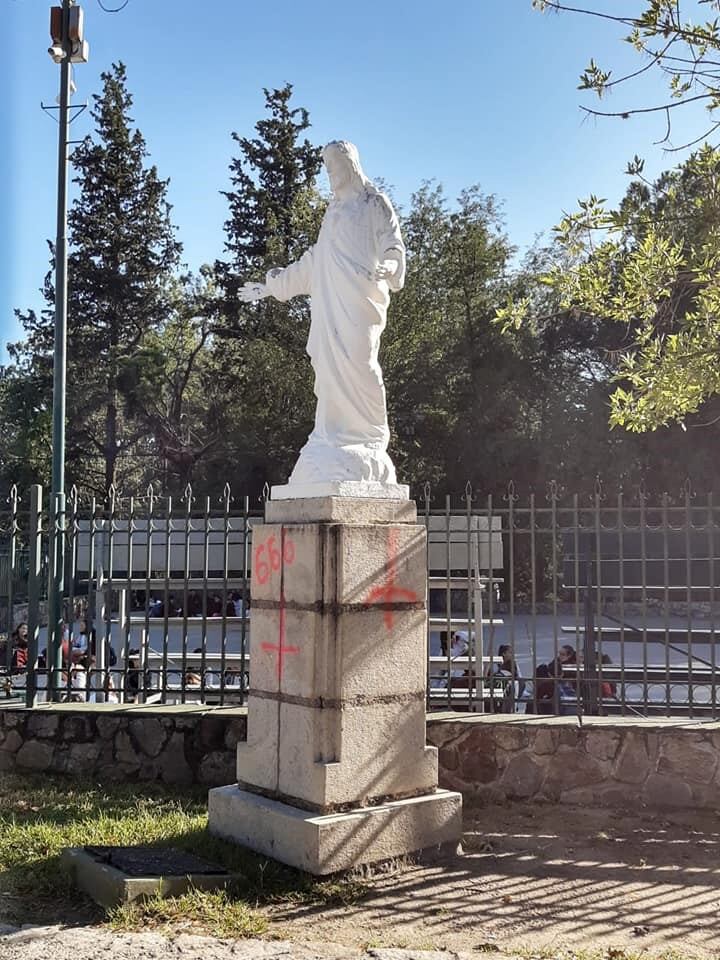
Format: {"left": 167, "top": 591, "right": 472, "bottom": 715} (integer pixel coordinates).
{"left": 2, "top": 0, "right": 711, "bottom": 357}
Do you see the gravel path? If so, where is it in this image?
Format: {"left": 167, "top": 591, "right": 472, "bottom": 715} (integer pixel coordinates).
{"left": 0, "top": 927, "right": 483, "bottom": 960}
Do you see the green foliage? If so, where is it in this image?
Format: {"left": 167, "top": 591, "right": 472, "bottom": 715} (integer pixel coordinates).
{"left": 522, "top": 2, "right": 720, "bottom": 445}
{"left": 210, "top": 85, "right": 325, "bottom": 492}
{"left": 8, "top": 62, "right": 181, "bottom": 494}
{"left": 385, "top": 184, "right": 532, "bottom": 491}
{"left": 216, "top": 83, "right": 324, "bottom": 334}
{"left": 0, "top": 354, "right": 52, "bottom": 490}
{"left": 514, "top": 146, "right": 720, "bottom": 433}
{"left": 127, "top": 268, "right": 225, "bottom": 493}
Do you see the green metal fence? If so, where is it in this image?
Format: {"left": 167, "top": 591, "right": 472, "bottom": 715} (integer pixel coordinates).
{"left": 2, "top": 480, "right": 719, "bottom": 718}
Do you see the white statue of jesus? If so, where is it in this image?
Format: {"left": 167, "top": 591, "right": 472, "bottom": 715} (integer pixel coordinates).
{"left": 239, "top": 140, "right": 407, "bottom": 498}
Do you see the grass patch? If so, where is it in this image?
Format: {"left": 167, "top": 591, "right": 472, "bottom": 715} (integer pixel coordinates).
{"left": 0, "top": 773, "right": 369, "bottom": 934}
{"left": 107, "top": 888, "right": 269, "bottom": 939}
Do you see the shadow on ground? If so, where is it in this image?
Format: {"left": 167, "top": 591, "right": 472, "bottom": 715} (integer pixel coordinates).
{"left": 270, "top": 803, "right": 720, "bottom": 957}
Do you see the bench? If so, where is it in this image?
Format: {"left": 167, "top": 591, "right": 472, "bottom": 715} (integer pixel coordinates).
{"left": 562, "top": 662, "right": 719, "bottom": 714}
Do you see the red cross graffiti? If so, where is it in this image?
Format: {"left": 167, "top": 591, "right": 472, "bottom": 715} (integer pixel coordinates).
{"left": 365, "top": 527, "right": 418, "bottom": 630}
{"left": 260, "top": 596, "right": 299, "bottom": 680}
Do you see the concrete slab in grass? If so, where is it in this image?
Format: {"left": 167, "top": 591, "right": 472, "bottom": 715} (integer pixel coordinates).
{"left": 208, "top": 785, "right": 462, "bottom": 875}
{"left": 60, "top": 845, "right": 231, "bottom": 908}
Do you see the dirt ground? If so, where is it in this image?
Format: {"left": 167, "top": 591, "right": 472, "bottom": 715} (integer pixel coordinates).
{"left": 3, "top": 801, "right": 720, "bottom": 959}
{"left": 266, "top": 801, "right": 720, "bottom": 958}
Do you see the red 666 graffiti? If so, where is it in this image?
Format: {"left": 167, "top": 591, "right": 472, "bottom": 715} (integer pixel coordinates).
{"left": 254, "top": 531, "right": 296, "bottom": 585}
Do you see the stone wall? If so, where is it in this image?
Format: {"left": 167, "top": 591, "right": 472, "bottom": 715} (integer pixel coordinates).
{"left": 428, "top": 714, "right": 720, "bottom": 809}
{"left": 0, "top": 705, "right": 246, "bottom": 787}
{"left": 2, "top": 706, "right": 719, "bottom": 810}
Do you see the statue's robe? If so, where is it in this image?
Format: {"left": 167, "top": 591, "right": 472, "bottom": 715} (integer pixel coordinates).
{"left": 266, "top": 188, "right": 406, "bottom": 485}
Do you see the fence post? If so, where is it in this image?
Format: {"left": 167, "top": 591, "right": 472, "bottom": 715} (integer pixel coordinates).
{"left": 95, "top": 545, "right": 106, "bottom": 703}
{"left": 582, "top": 532, "right": 598, "bottom": 715}
{"left": 26, "top": 485, "right": 43, "bottom": 707}
{"left": 47, "top": 490, "right": 66, "bottom": 702}
{"left": 472, "top": 580, "right": 485, "bottom": 714}
{"left": 4, "top": 486, "right": 18, "bottom": 673}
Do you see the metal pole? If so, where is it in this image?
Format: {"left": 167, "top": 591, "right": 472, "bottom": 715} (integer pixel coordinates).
{"left": 583, "top": 532, "right": 598, "bottom": 715}
{"left": 26, "top": 485, "right": 44, "bottom": 707}
{"left": 48, "top": 0, "right": 72, "bottom": 699}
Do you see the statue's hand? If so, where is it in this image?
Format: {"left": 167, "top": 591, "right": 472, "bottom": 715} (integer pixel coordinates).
{"left": 239, "top": 281, "right": 269, "bottom": 303}
{"left": 374, "top": 258, "right": 399, "bottom": 281}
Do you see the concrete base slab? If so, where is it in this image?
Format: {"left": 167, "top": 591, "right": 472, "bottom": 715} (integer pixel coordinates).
{"left": 207, "top": 785, "right": 463, "bottom": 876}
{"left": 271, "top": 481, "right": 410, "bottom": 502}
{"left": 60, "top": 847, "right": 230, "bottom": 908}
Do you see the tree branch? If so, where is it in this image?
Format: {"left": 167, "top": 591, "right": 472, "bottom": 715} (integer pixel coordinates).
{"left": 580, "top": 93, "right": 713, "bottom": 118}
{"left": 534, "top": 1, "right": 638, "bottom": 27}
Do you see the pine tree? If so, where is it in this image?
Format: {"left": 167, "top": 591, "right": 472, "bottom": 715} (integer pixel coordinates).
{"left": 217, "top": 84, "right": 323, "bottom": 322}
{"left": 211, "top": 85, "right": 325, "bottom": 491}
{"left": 11, "top": 62, "right": 181, "bottom": 494}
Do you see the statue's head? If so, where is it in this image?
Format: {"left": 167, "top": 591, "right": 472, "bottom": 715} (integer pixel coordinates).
{"left": 323, "top": 141, "right": 374, "bottom": 196}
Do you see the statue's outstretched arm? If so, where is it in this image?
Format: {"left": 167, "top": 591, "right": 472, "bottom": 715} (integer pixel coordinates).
{"left": 239, "top": 281, "right": 270, "bottom": 303}
{"left": 239, "top": 247, "right": 314, "bottom": 304}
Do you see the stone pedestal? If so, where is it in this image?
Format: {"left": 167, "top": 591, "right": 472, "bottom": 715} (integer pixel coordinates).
{"left": 271, "top": 481, "right": 410, "bottom": 501}
{"left": 208, "top": 496, "right": 462, "bottom": 875}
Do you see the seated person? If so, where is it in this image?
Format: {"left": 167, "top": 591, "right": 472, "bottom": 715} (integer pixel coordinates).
{"left": 486, "top": 644, "right": 525, "bottom": 713}
{"left": 71, "top": 618, "right": 93, "bottom": 664}
{"left": 61, "top": 662, "right": 87, "bottom": 702}
{"left": 223, "top": 665, "right": 245, "bottom": 688}
{"left": 10, "top": 622, "right": 29, "bottom": 673}
{"left": 126, "top": 647, "right": 153, "bottom": 701}
{"left": 528, "top": 644, "right": 577, "bottom": 715}
{"left": 232, "top": 591, "right": 246, "bottom": 619}
{"left": 148, "top": 596, "right": 163, "bottom": 617}
{"left": 430, "top": 630, "right": 473, "bottom": 689}
{"left": 600, "top": 653, "right": 617, "bottom": 699}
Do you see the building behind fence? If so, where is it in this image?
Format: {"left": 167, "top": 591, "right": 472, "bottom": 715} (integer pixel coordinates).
{"left": 2, "top": 481, "right": 719, "bottom": 718}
